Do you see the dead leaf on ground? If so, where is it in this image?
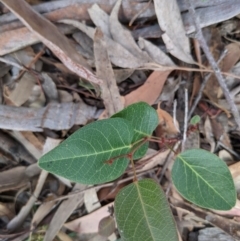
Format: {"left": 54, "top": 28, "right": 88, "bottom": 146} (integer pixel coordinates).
{"left": 204, "top": 116, "right": 215, "bottom": 153}
{"left": 8, "top": 72, "right": 35, "bottom": 106}
{"left": 138, "top": 38, "right": 176, "bottom": 67}
{"left": 155, "top": 103, "right": 180, "bottom": 138}
{"left": 64, "top": 202, "right": 114, "bottom": 234}
{"left": 154, "top": 0, "right": 194, "bottom": 64}
{"left": 0, "top": 0, "right": 103, "bottom": 85}
{"left": 94, "top": 28, "right": 123, "bottom": 116}
{"left": 0, "top": 166, "right": 30, "bottom": 193}
{"left": 124, "top": 70, "right": 171, "bottom": 106}
{"left": 59, "top": 19, "right": 146, "bottom": 69}
{"left": 43, "top": 183, "right": 86, "bottom": 241}
{"left": 109, "top": 0, "right": 150, "bottom": 62}
{"left": 88, "top": 4, "right": 111, "bottom": 38}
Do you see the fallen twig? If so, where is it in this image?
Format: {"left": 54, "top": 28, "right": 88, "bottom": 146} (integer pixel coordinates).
{"left": 186, "top": 0, "right": 240, "bottom": 129}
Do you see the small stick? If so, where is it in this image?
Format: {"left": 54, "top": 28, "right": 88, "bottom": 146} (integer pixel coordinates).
{"left": 182, "top": 88, "right": 188, "bottom": 152}
{"left": 186, "top": 0, "right": 240, "bottom": 129}
{"left": 188, "top": 50, "right": 227, "bottom": 120}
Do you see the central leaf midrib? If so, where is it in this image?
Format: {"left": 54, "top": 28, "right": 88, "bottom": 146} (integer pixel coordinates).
{"left": 48, "top": 145, "right": 132, "bottom": 162}
{"left": 178, "top": 155, "right": 231, "bottom": 207}
{"left": 135, "top": 182, "right": 155, "bottom": 240}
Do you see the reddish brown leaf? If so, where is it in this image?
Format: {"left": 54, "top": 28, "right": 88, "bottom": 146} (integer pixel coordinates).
{"left": 124, "top": 70, "right": 171, "bottom": 106}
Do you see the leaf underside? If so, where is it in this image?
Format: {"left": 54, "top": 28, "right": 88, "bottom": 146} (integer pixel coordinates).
{"left": 115, "top": 179, "right": 178, "bottom": 241}
{"left": 172, "top": 149, "right": 236, "bottom": 210}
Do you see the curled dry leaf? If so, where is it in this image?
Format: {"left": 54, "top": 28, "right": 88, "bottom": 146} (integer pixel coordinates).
{"left": 125, "top": 70, "right": 171, "bottom": 106}
{"left": 155, "top": 103, "right": 180, "bottom": 138}
{"left": 154, "top": 0, "right": 194, "bottom": 64}
{"left": 94, "top": 28, "right": 123, "bottom": 116}
{"left": 0, "top": 0, "right": 102, "bottom": 85}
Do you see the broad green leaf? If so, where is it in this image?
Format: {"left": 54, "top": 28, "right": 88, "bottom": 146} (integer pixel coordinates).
{"left": 38, "top": 118, "right": 134, "bottom": 184}
{"left": 112, "top": 102, "right": 159, "bottom": 159}
{"left": 115, "top": 179, "right": 178, "bottom": 241}
{"left": 172, "top": 149, "right": 236, "bottom": 210}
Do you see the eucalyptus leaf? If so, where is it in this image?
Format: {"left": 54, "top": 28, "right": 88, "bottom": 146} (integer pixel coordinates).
{"left": 172, "top": 149, "right": 236, "bottom": 210}
{"left": 112, "top": 102, "right": 159, "bottom": 159}
{"left": 115, "top": 179, "right": 178, "bottom": 241}
{"left": 38, "top": 118, "right": 134, "bottom": 184}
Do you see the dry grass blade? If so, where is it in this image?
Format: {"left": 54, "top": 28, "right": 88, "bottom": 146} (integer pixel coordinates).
{"left": 0, "top": 0, "right": 102, "bottom": 85}
{"left": 94, "top": 28, "right": 123, "bottom": 116}
{"left": 154, "top": 0, "right": 194, "bottom": 64}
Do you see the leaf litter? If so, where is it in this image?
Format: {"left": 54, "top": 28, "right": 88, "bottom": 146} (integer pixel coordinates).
{"left": 0, "top": 0, "right": 240, "bottom": 240}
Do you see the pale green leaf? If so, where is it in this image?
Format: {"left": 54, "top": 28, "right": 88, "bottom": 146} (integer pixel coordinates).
{"left": 190, "top": 115, "right": 201, "bottom": 125}
{"left": 38, "top": 118, "right": 134, "bottom": 184}
{"left": 172, "top": 149, "right": 236, "bottom": 210}
{"left": 115, "top": 179, "right": 178, "bottom": 241}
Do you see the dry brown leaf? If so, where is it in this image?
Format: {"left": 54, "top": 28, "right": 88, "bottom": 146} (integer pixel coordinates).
{"left": 84, "top": 186, "right": 101, "bottom": 213}
{"left": 7, "top": 138, "right": 61, "bottom": 232}
{"left": 136, "top": 148, "right": 170, "bottom": 172}
{"left": 43, "top": 183, "right": 86, "bottom": 241}
{"left": 154, "top": 0, "right": 194, "bottom": 64}
{"left": 0, "top": 166, "right": 29, "bottom": 193}
{"left": 125, "top": 70, "right": 171, "bottom": 106}
{"left": 138, "top": 38, "right": 176, "bottom": 67}
{"left": 64, "top": 202, "right": 114, "bottom": 234}
{"left": 8, "top": 72, "right": 35, "bottom": 106}
{"left": 0, "top": 0, "right": 102, "bottom": 85}
{"left": 0, "top": 130, "right": 36, "bottom": 163}
{"left": 88, "top": 4, "right": 111, "bottom": 38}
{"left": 204, "top": 116, "right": 215, "bottom": 153}
{"left": 155, "top": 104, "right": 179, "bottom": 138}
{"left": 59, "top": 19, "right": 145, "bottom": 69}
{"left": 94, "top": 28, "right": 123, "bottom": 116}
{"left": 222, "top": 43, "right": 240, "bottom": 72}
{"left": 30, "top": 196, "right": 57, "bottom": 231}
{"left": 110, "top": 0, "right": 150, "bottom": 62}
{"left": 190, "top": 75, "right": 201, "bottom": 107}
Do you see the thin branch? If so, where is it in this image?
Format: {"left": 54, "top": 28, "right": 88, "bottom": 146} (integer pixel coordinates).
{"left": 188, "top": 49, "right": 227, "bottom": 120}
{"left": 182, "top": 88, "right": 188, "bottom": 151}
{"left": 186, "top": 0, "right": 240, "bottom": 129}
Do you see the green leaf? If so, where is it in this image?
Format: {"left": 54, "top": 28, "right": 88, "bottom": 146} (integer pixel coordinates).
{"left": 172, "top": 149, "right": 236, "bottom": 210}
{"left": 38, "top": 118, "right": 134, "bottom": 184}
{"left": 112, "top": 102, "right": 159, "bottom": 159}
{"left": 115, "top": 179, "right": 178, "bottom": 241}
{"left": 190, "top": 115, "right": 201, "bottom": 125}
